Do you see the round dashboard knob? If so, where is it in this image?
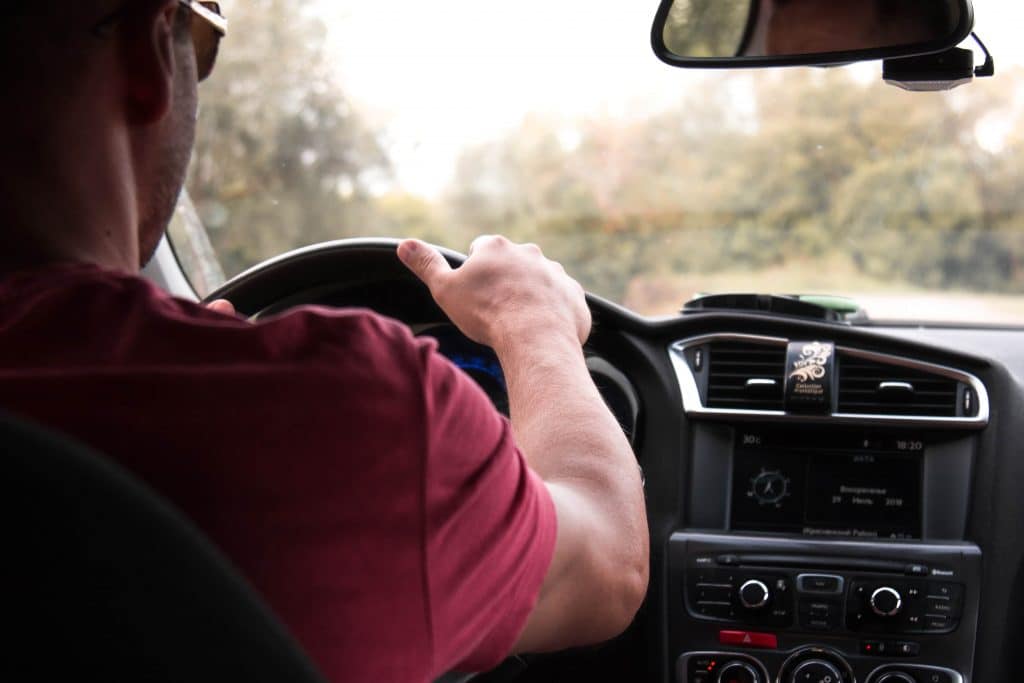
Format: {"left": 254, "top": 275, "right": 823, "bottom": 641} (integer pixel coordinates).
{"left": 716, "top": 661, "right": 762, "bottom": 683}
{"left": 739, "top": 579, "right": 770, "bottom": 609}
{"left": 875, "top": 673, "right": 917, "bottom": 683}
{"left": 870, "top": 586, "right": 903, "bottom": 617}
{"left": 790, "top": 659, "right": 844, "bottom": 683}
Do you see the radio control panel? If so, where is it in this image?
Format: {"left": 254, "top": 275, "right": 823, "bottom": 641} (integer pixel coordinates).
{"left": 686, "top": 566, "right": 964, "bottom": 636}
{"left": 669, "top": 534, "right": 981, "bottom": 682}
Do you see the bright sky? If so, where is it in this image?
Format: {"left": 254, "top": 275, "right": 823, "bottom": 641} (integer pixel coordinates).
{"left": 312, "top": 0, "right": 1024, "bottom": 196}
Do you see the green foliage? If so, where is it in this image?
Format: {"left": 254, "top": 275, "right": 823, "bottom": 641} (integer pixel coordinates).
{"left": 442, "top": 68, "right": 1024, "bottom": 303}
{"left": 186, "top": 1, "right": 1024, "bottom": 314}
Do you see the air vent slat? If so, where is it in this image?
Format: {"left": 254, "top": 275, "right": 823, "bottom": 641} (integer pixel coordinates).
{"left": 706, "top": 341, "right": 785, "bottom": 411}
{"left": 837, "top": 353, "right": 959, "bottom": 417}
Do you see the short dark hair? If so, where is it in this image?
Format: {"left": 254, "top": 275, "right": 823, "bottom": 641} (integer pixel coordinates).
{"left": 0, "top": 1, "right": 192, "bottom": 75}
{"left": 1, "top": 1, "right": 192, "bottom": 39}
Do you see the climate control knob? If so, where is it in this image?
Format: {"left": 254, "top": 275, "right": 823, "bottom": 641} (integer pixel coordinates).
{"left": 875, "top": 673, "right": 916, "bottom": 683}
{"left": 716, "top": 661, "right": 762, "bottom": 683}
{"left": 739, "top": 580, "right": 770, "bottom": 609}
{"left": 790, "top": 659, "right": 843, "bottom": 683}
{"left": 870, "top": 587, "right": 903, "bottom": 617}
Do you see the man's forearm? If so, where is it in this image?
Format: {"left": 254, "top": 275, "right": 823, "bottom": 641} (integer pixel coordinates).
{"left": 494, "top": 330, "right": 644, "bottom": 533}
{"left": 495, "top": 333, "right": 627, "bottom": 479}
{"left": 495, "top": 329, "right": 648, "bottom": 645}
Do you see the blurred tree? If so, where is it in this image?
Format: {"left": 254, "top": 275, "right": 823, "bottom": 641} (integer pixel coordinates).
{"left": 663, "top": 0, "right": 753, "bottom": 58}
{"left": 186, "top": 0, "right": 391, "bottom": 278}
{"left": 443, "top": 67, "right": 1024, "bottom": 304}
{"left": 181, "top": 0, "right": 1024, "bottom": 314}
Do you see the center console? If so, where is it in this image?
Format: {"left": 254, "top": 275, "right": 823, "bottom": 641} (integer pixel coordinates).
{"left": 667, "top": 335, "right": 987, "bottom": 683}
{"left": 671, "top": 533, "right": 979, "bottom": 683}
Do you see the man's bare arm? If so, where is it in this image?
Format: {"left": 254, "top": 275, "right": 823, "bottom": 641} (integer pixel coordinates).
{"left": 397, "top": 236, "right": 649, "bottom": 652}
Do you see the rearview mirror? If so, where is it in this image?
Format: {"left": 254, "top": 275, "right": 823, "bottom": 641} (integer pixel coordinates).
{"left": 652, "top": 0, "right": 973, "bottom": 68}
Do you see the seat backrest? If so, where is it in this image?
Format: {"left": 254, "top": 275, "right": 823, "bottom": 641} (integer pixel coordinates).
{"left": 0, "top": 413, "right": 326, "bottom": 683}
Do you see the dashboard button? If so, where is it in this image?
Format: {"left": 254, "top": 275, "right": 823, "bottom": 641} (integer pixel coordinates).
{"left": 900, "top": 668, "right": 957, "bottom": 683}
{"left": 927, "top": 582, "right": 963, "bottom": 601}
{"left": 797, "top": 574, "right": 843, "bottom": 594}
{"left": 697, "top": 584, "right": 733, "bottom": 602}
{"left": 925, "top": 615, "right": 952, "bottom": 631}
{"left": 894, "top": 641, "right": 921, "bottom": 657}
{"left": 875, "top": 673, "right": 916, "bottom": 683}
{"left": 716, "top": 661, "right": 761, "bottom": 683}
{"left": 719, "top": 630, "right": 778, "bottom": 649}
{"left": 698, "top": 601, "right": 734, "bottom": 619}
{"left": 692, "top": 656, "right": 715, "bottom": 670}
{"left": 739, "top": 580, "right": 770, "bottom": 610}
{"left": 800, "top": 598, "right": 842, "bottom": 631}
{"left": 861, "top": 640, "right": 887, "bottom": 655}
{"left": 870, "top": 587, "right": 904, "bottom": 617}
{"left": 789, "top": 658, "right": 844, "bottom": 683}
{"left": 926, "top": 598, "right": 954, "bottom": 615}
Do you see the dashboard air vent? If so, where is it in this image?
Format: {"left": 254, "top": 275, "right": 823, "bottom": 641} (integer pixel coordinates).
{"left": 707, "top": 341, "right": 786, "bottom": 411}
{"left": 838, "top": 354, "right": 959, "bottom": 417}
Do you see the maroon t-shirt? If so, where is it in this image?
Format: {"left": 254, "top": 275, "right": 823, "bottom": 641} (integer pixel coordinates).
{"left": 0, "top": 264, "right": 557, "bottom": 682}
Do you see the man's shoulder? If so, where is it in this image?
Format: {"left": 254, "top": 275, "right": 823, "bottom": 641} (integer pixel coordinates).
{"left": 0, "top": 263, "right": 427, "bottom": 375}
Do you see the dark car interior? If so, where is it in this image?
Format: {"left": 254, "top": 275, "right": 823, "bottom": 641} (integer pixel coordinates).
{"left": 201, "top": 237, "right": 1019, "bottom": 682}
{"left": 11, "top": 0, "right": 1021, "bottom": 681}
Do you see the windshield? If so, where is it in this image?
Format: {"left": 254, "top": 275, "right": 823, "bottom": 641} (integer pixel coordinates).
{"left": 172, "top": 0, "right": 1024, "bottom": 324}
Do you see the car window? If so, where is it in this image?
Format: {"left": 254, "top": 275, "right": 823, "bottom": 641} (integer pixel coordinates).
{"left": 177, "top": 0, "right": 1024, "bottom": 324}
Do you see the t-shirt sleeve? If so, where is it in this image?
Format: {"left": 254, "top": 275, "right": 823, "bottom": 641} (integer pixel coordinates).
{"left": 416, "top": 338, "right": 558, "bottom": 676}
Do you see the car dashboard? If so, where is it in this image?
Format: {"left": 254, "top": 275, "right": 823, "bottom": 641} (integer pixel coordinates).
{"left": 233, "top": 250, "right": 1023, "bottom": 683}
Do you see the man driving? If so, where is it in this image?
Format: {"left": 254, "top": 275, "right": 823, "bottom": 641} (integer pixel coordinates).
{"left": 0, "top": 2, "right": 648, "bottom": 681}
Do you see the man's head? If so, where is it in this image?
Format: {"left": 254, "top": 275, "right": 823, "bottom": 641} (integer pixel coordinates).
{"left": 0, "top": 1, "right": 224, "bottom": 272}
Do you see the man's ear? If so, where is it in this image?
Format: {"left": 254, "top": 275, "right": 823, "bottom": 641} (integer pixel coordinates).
{"left": 119, "top": 0, "right": 181, "bottom": 125}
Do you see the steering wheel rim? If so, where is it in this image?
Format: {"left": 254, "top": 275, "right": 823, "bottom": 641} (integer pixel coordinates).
{"left": 203, "top": 238, "right": 466, "bottom": 317}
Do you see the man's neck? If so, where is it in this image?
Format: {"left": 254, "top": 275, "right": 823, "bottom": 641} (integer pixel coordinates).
{"left": 0, "top": 140, "right": 140, "bottom": 276}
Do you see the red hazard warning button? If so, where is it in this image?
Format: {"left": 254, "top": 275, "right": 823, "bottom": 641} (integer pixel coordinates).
{"left": 719, "top": 630, "right": 778, "bottom": 649}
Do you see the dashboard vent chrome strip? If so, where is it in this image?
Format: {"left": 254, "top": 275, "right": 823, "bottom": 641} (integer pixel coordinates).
{"left": 668, "top": 333, "right": 989, "bottom": 429}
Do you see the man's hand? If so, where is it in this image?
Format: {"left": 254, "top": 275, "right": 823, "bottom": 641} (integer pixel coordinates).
{"left": 398, "top": 236, "right": 648, "bottom": 654}
{"left": 206, "top": 299, "right": 236, "bottom": 315}
{"left": 397, "top": 236, "right": 590, "bottom": 353}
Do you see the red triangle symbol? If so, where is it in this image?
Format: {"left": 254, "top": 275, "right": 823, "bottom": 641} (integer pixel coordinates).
{"left": 743, "top": 634, "right": 752, "bottom": 643}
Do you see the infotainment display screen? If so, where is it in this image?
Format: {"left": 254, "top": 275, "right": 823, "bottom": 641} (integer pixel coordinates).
{"left": 730, "top": 434, "right": 922, "bottom": 539}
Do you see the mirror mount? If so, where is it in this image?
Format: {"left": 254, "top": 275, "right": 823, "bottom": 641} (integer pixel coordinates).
{"left": 883, "top": 33, "right": 994, "bottom": 92}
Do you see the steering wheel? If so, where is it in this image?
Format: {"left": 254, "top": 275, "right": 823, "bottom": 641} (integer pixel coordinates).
{"left": 203, "top": 238, "right": 464, "bottom": 319}
{"left": 205, "top": 238, "right": 535, "bottom": 683}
